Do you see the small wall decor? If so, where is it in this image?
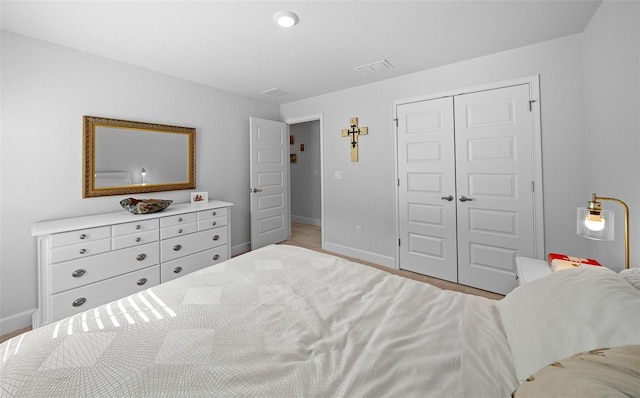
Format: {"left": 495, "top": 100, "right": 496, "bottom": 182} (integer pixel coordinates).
{"left": 341, "top": 117, "right": 368, "bottom": 162}
{"left": 300, "top": 143, "right": 305, "bottom": 152}
{"left": 290, "top": 135, "right": 294, "bottom": 145}
{"left": 191, "top": 191, "right": 208, "bottom": 203}
{"left": 290, "top": 154, "right": 297, "bottom": 163}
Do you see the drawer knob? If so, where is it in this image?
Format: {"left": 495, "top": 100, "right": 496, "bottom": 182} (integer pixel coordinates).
{"left": 71, "top": 269, "right": 86, "bottom": 278}
{"left": 213, "top": 254, "right": 220, "bottom": 261}
{"left": 213, "top": 235, "right": 220, "bottom": 241}
{"left": 178, "top": 217, "right": 183, "bottom": 222}
{"left": 173, "top": 244, "right": 182, "bottom": 251}
{"left": 136, "top": 253, "right": 147, "bottom": 261}
{"left": 72, "top": 297, "right": 86, "bottom": 307}
{"left": 136, "top": 224, "right": 141, "bottom": 230}
{"left": 137, "top": 278, "right": 147, "bottom": 286}
{"left": 136, "top": 237, "right": 141, "bottom": 242}
{"left": 79, "top": 234, "right": 87, "bottom": 240}
{"left": 173, "top": 266, "right": 183, "bottom": 274}
{"left": 212, "top": 211, "right": 217, "bottom": 216}
{"left": 212, "top": 222, "right": 217, "bottom": 226}
{"left": 178, "top": 229, "right": 183, "bottom": 234}
{"left": 79, "top": 248, "right": 87, "bottom": 255}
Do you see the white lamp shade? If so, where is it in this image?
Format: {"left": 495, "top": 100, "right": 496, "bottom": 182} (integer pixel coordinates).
{"left": 577, "top": 207, "right": 614, "bottom": 241}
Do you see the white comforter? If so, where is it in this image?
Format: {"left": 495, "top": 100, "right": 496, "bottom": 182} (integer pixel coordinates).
{"left": 0, "top": 245, "right": 517, "bottom": 397}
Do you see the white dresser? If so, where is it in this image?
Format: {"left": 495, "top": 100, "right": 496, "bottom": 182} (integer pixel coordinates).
{"left": 31, "top": 200, "right": 233, "bottom": 328}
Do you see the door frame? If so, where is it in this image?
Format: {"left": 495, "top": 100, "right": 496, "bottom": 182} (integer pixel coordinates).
{"left": 284, "top": 113, "right": 325, "bottom": 249}
{"left": 392, "top": 75, "right": 544, "bottom": 270}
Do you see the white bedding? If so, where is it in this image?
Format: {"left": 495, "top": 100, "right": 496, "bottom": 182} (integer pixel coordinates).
{"left": 0, "top": 245, "right": 517, "bottom": 397}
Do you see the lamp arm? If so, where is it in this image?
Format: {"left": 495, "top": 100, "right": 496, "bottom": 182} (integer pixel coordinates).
{"left": 594, "top": 195, "right": 630, "bottom": 269}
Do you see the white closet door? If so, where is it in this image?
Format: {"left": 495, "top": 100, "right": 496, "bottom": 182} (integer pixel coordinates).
{"left": 396, "top": 97, "right": 458, "bottom": 282}
{"left": 454, "top": 84, "right": 535, "bottom": 294}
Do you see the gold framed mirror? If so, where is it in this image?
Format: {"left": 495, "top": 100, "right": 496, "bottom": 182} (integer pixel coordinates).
{"left": 83, "top": 116, "right": 196, "bottom": 198}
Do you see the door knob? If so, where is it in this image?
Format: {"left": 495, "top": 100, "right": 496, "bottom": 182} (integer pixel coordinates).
{"left": 458, "top": 196, "right": 474, "bottom": 202}
{"left": 440, "top": 195, "right": 454, "bottom": 201}
{"left": 250, "top": 188, "right": 263, "bottom": 193}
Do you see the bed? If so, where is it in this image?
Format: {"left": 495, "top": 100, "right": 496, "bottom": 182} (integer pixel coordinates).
{"left": 1, "top": 245, "right": 639, "bottom": 397}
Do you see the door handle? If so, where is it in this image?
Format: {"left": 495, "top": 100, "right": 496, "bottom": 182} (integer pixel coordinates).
{"left": 440, "top": 195, "right": 454, "bottom": 201}
{"left": 250, "top": 188, "right": 263, "bottom": 193}
{"left": 458, "top": 196, "right": 474, "bottom": 202}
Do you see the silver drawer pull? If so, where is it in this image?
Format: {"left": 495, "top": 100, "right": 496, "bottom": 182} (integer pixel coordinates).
{"left": 136, "top": 237, "right": 141, "bottom": 243}
{"left": 178, "top": 229, "right": 183, "bottom": 233}
{"left": 79, "top": 234, "right": 87, "bottom": 240}
{"left": 178, "top": 217, "right": 183, "bottom": 222}
{"left": 136, "top": 253, "right": 147, "bottom": 261}
{"left": 71, "top": 269, "right": 86, "bottom": 278}
{"left": 213, "top": 254, "right": 220, "bottom": 261}
{"left": 212, "top": 222, "right": 217, "bottom": 226}
{"left": 213, "top": 235, "right": 220, "bottom": 241}
{"left": 79, "top": 248, "right": 87, "bottom": 254}
{"left": 173, "top": 244, "right": 182, "bottom": 251}
{"left": 137, "top": 278, "right": 147, "bottom": 286}
{"left": 212, "top": 211, "right": 217, "bottom": 216}
{"left": 72, "top": 297, "right": 86, "bottom": 307}
{"left": 136, "top": 224, "right": 141, "bottom": 230}
{"left": 173, "top": 266, "right": 182, "bottom": 274}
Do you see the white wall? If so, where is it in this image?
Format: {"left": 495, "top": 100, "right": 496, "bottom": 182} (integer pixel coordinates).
{"left": 281, "top": 33, "right": 591, "bottom": 268}
{"left": 290, "top": 121, "right": 321, "bottom": 226}
{"left": 0, "top": 31, "right": 280, "bottom": 334}
{"left": 582, "top": 1, "right": 640, "bottom": 269}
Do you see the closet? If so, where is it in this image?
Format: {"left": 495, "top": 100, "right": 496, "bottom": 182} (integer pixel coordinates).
{"left": 396, "top": 82, "right": 542, "bottom": 295}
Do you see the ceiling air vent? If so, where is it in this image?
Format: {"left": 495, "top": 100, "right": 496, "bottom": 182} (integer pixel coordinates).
{"left": 354, "top": 59, "right": 394, "bottom": 75}
{"left": 261, "top": 88, "right": 291, "bottom": 97}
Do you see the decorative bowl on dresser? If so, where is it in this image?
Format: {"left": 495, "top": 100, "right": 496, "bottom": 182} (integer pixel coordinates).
{"left": 31, "top": 200, "right": 233, "bottom": 328}
{"left": 119, "top": 198, "right": 173, "bottom": 214}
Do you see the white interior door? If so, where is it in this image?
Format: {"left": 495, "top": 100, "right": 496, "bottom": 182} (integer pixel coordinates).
{"left": 454, "top": 84, "right": 535, "bottom": 294}
{"left": 250, "top": 117, "right": 290, "bottom": 250}
{"left": 397, "top": 97, "right": 458, "bottom": 282}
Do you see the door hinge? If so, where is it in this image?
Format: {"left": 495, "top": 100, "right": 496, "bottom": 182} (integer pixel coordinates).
{"left": 531, "top": 181, "right": 535, "bottom": 192}
{"left": 398, "top": 178, "right": 400, "bottom": 187}
{"left": 393, "top": 118, "right": 398, "bottom": 127}
{"left": 398, "top": 238, "right": 401, "bottom": 247}
{"left": 529, "top": 100, "right": 537, "bottom": 112}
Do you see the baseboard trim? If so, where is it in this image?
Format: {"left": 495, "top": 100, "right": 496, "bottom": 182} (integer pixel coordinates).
{"left": 0, "top": 309, "right": 34, "bottom": 336}
{"left": 291, "top": 216, "right": 321, "bottom": 226}
{"left": 231, "top": 241, "right": 251, "bottom": 257}
{"left": 323, "top": 241, "right": 395, "bottom": 269}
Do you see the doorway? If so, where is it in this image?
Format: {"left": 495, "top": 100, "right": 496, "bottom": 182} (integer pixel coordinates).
{"left": 288, "top": 118, "right": 322, "bottom": 248}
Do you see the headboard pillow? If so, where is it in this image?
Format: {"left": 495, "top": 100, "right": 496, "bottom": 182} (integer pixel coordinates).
{"left": 512, "top": 345, "right": 640, "bottom": 397}
{"left": 620, "top": 267, "right": 640, "bottom": 291}
{"left": 495, "top": 266, "right": 640, "bottom": 382}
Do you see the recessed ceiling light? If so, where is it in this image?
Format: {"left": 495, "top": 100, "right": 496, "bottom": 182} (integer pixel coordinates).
{"left": 273, "top": 11, "right": 299, "bottom": 28}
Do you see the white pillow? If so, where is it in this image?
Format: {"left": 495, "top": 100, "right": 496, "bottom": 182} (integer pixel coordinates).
{"left": 620, "top": 267, "right": 640, "bottom": 291}
{"left": 495, "top": 266, "right": 640, "bottom": 382}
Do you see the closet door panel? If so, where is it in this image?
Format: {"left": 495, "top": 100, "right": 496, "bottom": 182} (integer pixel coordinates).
{"left": 397, "top": 97, "right": 457, "bottom": 282}
{"left": 454, "top": 84, "right": 536, "bottom": 294}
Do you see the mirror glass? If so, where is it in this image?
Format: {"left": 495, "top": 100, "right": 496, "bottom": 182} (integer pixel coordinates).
{"left": 83, "top": 116, "right": 196, "bottom": 198}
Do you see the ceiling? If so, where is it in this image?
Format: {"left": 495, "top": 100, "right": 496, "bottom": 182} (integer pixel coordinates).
{"left": 1, "top": 0, "right": 602, "bottom": 105}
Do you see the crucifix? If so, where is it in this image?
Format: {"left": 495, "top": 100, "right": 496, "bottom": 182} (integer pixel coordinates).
{"left": 341, "top": 117, "right": 368, "bottom": 162}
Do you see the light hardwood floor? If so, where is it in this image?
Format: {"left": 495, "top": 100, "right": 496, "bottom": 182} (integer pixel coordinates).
{"left": 0, "top": 222, "right": 503, "bottom": 344}
{"left": 283, "top": 222, "right": 504, "bottom": 300}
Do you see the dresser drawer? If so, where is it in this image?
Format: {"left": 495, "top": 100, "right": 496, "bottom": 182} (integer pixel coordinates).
{"left": 113, "top": 219, "right": 159, "bottom": 237}
{"left": 50, "top": 226, "right": 111, "bottom": 248}
{"left": 51, "top": 265, "right": 160, "bottom": 322}
{"left": 197, "top": 216, "right": 227, "bottom": 231}
{"left": 51, "top": 242, "right": 160, "bottom": 294}
{"left": 161, "top": 223, "right": 197, "bottom": 240}
{"left": 161, "top": 227, "right": 228, "bottom": 262}
{"left": 197, "top": 207, "right": 227, "bottom": 221}
{"left": 113, "top": 230, "right": 159, "bottom": 250}
{"left": 160, "top": 213, "right": 197, "bottom": 228}
{"left": 51, "top": 239, "right": 111, "bottom": 264}
{"left": 160, "top": 246, "right": 228, "bottom": 283}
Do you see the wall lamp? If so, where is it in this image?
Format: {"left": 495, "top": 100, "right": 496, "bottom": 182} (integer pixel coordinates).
{"left": 577, "top": 193, "right": 629, "bottom": 269}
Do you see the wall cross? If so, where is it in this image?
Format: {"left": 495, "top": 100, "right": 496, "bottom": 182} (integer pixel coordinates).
{"left": 341, "top": 117, "right": 368, "bottom": 162}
